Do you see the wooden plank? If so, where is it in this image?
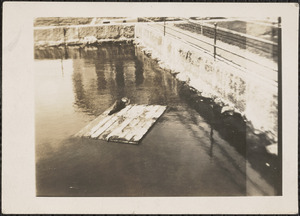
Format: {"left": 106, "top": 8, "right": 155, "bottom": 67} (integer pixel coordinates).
{"left": 120, "top": 106, "right": 157, "bottom": 140}
{"left": 104, "top": 105, "right": 147, "bottom": 141}
{"left": 86, "top": 115, "right": 114, "bottom": 137}
{"left": 98, "top": 105, "right": 146, "bottom": 140}
{"left": 110, "top": 105, "right": 167, "bottom": 144}
{"left": 109, "top": 105, "right": 166, "bottom": 143}
{"left": 75, "top": 104, "right": 115, "bottom": 137}
{"left": 109, "top": 106, "right": 151, "bottom": 141}
{"left": 76, "top": 104, "right": 167, "bottom": 144}
{"left": 122, "top": 118, "right": 143, "bottom": 140}
{"left": 130, "top": 119, "right": 157, "bottom": 143}
{"left": 144, "top": 105, "right": 162, "bottom": 119}
{"left": 123, "top": 118, "right": 146, "bottom": 140}
{"left": 98, "top": 117, "right": 129, "bottom": 140}
{"left": 130, "top": 106, "right": 167, "bottom": 142}
{"left": 95, "top": 105, "right": 144, "bottom": 139}
{"left": 90, "top": 105, "right": 133, "bottom": 138}
{"left": 86, "top": 105, "right": 133, "bottom": 137}
{"left": 151, "top": 106, "right": 167, "bottom": 118}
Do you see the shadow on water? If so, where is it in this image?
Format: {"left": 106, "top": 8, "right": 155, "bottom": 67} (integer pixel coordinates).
{"left": 177, "top": 81, "right": 280, "bottom": 194}
{"left": 177, "top": 82, "right": 246, "bottom": 156}
{"left": 35, "top": 42, "right": 280, "bottom": 196}
{"left": 114, "top": 61, "right": 125, "bottom": 97}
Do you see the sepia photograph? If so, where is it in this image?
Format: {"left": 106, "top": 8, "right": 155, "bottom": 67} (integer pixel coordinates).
{"left": 34, "top": 16, "right": 281, "bottom": 197}
{"left": 2, "top": 2, "right": 298, "bottom": 214}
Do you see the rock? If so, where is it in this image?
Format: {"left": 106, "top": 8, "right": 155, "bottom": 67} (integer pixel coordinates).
{"left": 221, "top": 106, "right": 235, "bottom": 115}
{"left": 265, "top": 131, "right": 277, "bottom": 142}
{"left": 83, "top": 36, "right": 97, "bottom": 44}
{"left": 213, "top": 98, "right": 224, "bottom": 107}
{"left": 265, "top": 143, "right": 278, "bottom": 156}
{"left": 175, "top": 73, "right": 187, "bottom": 82}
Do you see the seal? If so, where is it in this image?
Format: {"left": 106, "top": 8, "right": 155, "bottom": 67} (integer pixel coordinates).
{"left": 108, "top": 97, "right": 131, "bottom": 115}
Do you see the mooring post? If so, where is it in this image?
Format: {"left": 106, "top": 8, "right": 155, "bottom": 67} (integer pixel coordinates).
{"left": 214, "top": 23, "right": 217, "bottom": 59}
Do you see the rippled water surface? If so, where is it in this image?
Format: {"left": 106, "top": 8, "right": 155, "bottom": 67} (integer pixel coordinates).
{"left": 35, "top": 43, "right": 278, "bottom": 196}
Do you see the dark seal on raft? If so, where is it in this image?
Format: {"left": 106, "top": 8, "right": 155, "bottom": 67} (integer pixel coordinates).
{"left": 108, "top": 97, "right": 131, "bottom": 115}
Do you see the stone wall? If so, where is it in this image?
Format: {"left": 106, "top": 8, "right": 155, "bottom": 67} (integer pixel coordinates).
{"left": 34, "top": 23, "right": 135, "bottom": 46}
{"left": 135, "top": 23, "right": 278, "bottom": 141}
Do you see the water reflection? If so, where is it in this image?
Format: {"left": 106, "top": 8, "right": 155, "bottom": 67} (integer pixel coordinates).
{"left": 134, "top": 58, "right": 144, "bottom": 86}
{"left": 72, "top": 71, "right": 89, "bottom": 112}
{"left": 114, "top": 61, "right": 125, "bottom": 95}
{"left": 34, "top": 43, "right": 182, "bottom": 115}
{"left": 95, "top": 51, "right": 107, "bottom": 91}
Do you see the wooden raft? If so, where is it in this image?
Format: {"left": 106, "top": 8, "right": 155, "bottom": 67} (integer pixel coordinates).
{"left": 75, "top": 104, "right": 167, "bottom": 144}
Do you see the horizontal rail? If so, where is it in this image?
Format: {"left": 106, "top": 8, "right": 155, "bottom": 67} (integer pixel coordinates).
{"left": 144, "top": 24, "right": 215, "bottom": 58}
{"left": 149, "top": 23, "right": 215, "bottom": 47}
{"left": 187, "top": 19, "right": 278, "bottom": 46}
{"left": 143, "top": 21, "right": 277, "bottom": 72}
{"left": 142, "top": 24, "right": 278, "bottom": 87}
{"left": 140, "top": 17, "right": 278, "bottom": 46}
{"left": 173, "top": 24, "right": 278, "bottom": 57}
{"left": 234, "top": 18, "right": 279, "bottom": 28}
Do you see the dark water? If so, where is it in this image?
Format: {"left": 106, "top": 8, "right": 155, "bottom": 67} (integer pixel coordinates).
{"left": 35, "top": 42, "right": 278, "bottom": 196}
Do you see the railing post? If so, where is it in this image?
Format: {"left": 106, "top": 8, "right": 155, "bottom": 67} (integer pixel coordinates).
{"left": 277, "top": 16, "right": 282, "bottom": 195}
{"left": 200, "top": 20, "right": 203, "bottom": 35}
{"left": 214, "top": 22, "right": 217, "bottom": 59}
{"left": 164, "top": 17, "right": 166, "bottom": 36}
{"left": 63, "top": 28, "right": 66, "bottom": 45}
{"left": 277, "top": 17, "right": 282, "bottom": 76}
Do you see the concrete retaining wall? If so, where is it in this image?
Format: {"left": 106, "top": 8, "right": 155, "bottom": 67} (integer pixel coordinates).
{"left": 135, "top": 23, "right": 278, "bottom": 141}
{"left": 34, "top": 23, "right": 135, "bottom": 46}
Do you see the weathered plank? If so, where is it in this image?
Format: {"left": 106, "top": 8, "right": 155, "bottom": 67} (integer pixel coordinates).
{"left": 115, "top": 106, "right": 156, "bottom": 141}
{"left": 98, "top": 105, "right": 146, "bottom": 140}
{"left": 109, "top": 105, "right": 167, "bottom": 144}
{"left": 131, "top": 120, "right": 157, "bottom": 142}
{"left": 75, "top": 104, "right": 115, "bottom": 137}
{"left": 90, "top": 105, "right": 133, "bottom": 138}
{"left": 75, "top": 104, "right": 167, "bottom": 144}
{"left": 144, "top": 105, "right": 161, "bottom": 119}
{"left": 130, "top": 106, "right": 167, "bottom": 142}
